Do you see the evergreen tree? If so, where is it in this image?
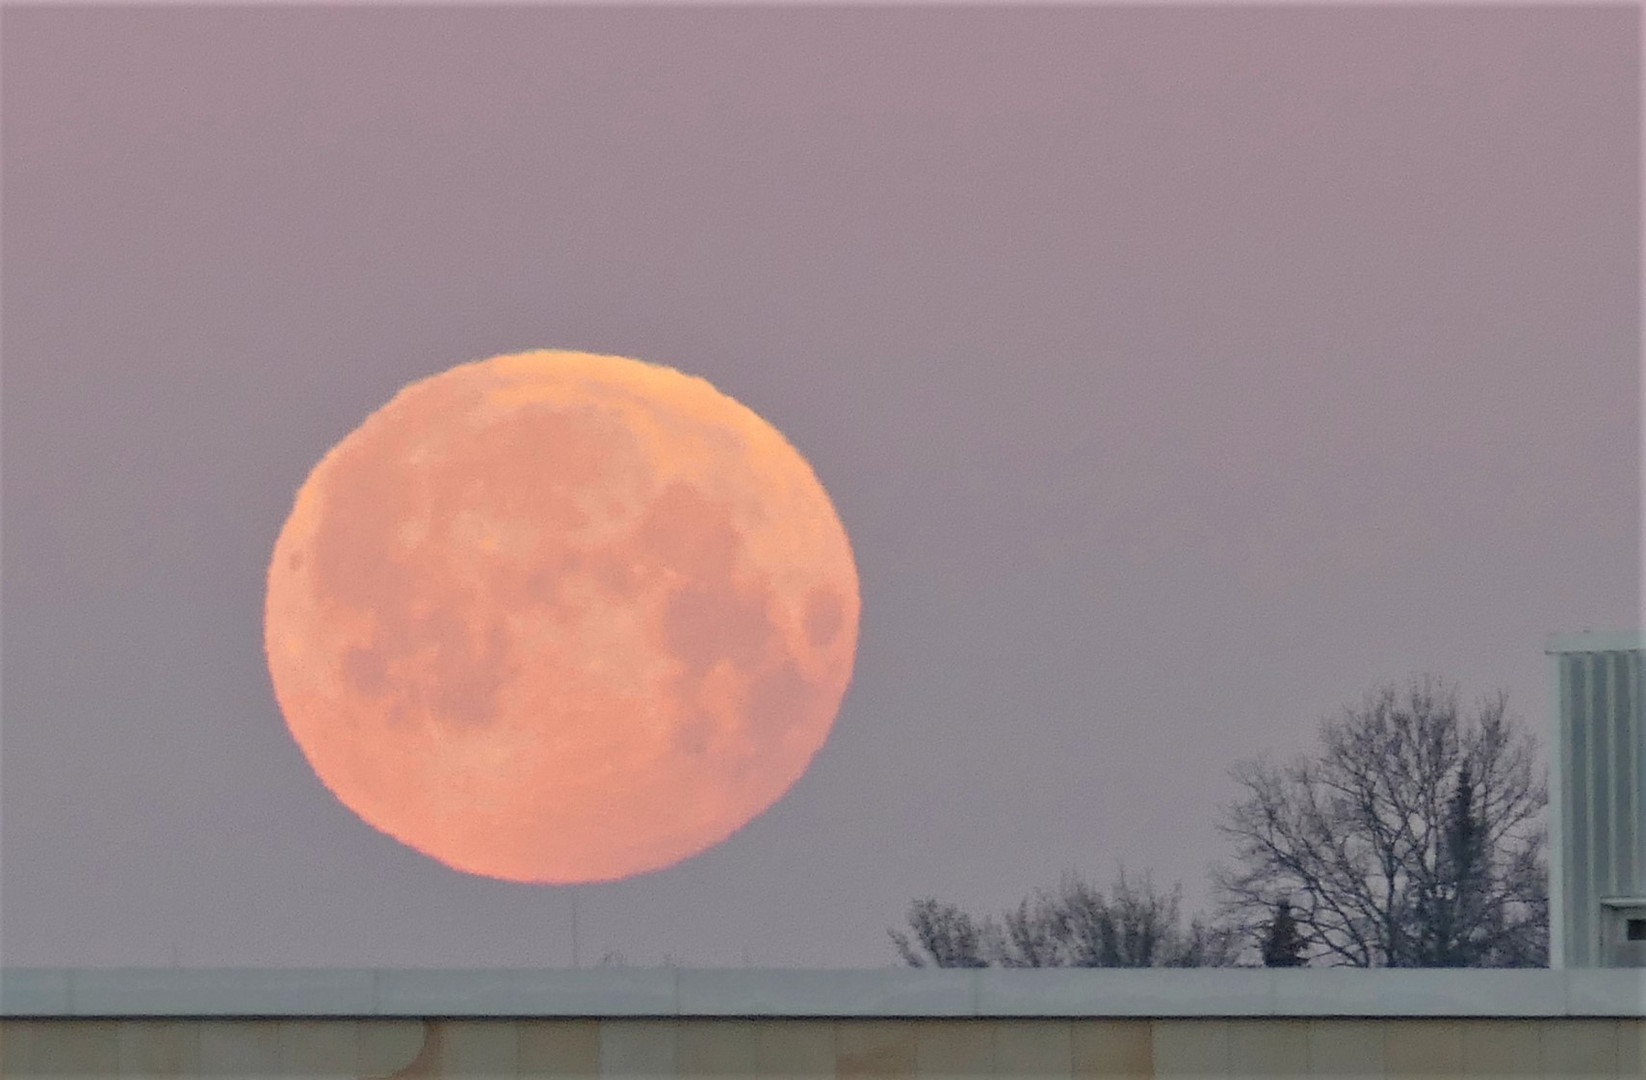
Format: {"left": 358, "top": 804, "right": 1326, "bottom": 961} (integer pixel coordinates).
{"left": 1262, "top": 898, "right": 1307, "bottom": 967}
{"left": 1427, "top": 762, "right": 1491, "bottom": 965}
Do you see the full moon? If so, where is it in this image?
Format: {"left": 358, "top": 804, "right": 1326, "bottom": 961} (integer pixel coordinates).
{"left": 264, "top": 350, "right": 860, "bottom": 883}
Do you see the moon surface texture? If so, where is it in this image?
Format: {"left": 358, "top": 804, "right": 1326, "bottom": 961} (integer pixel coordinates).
{"left": 264, "top": 350, "right": 860, "bottom": 883}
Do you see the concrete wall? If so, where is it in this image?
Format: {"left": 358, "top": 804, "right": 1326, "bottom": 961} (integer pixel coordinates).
{"left": 3, "top": 1015, "right": 1646, "bottom": 1077}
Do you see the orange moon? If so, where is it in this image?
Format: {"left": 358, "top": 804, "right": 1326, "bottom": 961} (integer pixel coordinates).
{"left": 264, "top": 350, "right": 859, "bottom": 883}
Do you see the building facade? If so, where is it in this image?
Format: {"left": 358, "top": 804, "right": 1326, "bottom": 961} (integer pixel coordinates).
{"left": 1547, "top": 632, "right": 1646, "bottom": 968}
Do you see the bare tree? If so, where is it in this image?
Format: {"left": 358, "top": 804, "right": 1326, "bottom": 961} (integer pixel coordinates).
{"left": 890, "top": 898, "right": 995, "bottom": 967}
{"left": 1212, "top": 675, "right": 1548, "bottom": 967}
{"left": 893, "top": 867, "right": 1242, "bottom": 968}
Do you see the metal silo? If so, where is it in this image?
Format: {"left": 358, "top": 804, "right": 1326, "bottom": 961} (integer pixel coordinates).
{"left": 1546, "top": 632, "right": 1646, "bottom": 968}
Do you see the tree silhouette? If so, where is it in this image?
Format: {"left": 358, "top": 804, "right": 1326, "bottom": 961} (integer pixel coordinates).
{"left": 1261, "top": 898, "right": 1307, "bottom": 967}
{"left": 1213, "top": 675, "right": 1547, "bottom": 967}
{"left": 889, "top": 898, "right": 992, "bottom": 968}
{"left": 892, "top": 867, "right": 1241, "bottom": 968}
{"left": 1416, "top": 763, "right": 1496, "bottom": 965}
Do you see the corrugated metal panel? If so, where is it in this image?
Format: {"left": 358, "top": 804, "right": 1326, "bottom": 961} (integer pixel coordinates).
{"left": 1616, "top": 653, "right": 1640, "bottom": 895}
{"left": 1551, "top": 642, "right": 1646, "bottom": 968}
{"left": 1563, "top": 653, "right": 1590, "bottom": 965}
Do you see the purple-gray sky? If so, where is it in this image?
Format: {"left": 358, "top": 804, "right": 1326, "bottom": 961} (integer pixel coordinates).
{"left": 1, "top": 3, "right": 1638, "bottom": 968}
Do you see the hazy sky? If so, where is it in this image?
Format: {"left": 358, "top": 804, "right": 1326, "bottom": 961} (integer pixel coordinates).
{"left": 2, "top": 4, "right": 1638, "bottom": 969}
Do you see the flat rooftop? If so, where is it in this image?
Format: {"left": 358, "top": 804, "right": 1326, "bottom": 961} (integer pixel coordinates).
{"left": 1545, "top": 631, "right": 1643, "bottom": 653}
{"left": 2, "top": 968, "right": 1642, "bottom": 1019}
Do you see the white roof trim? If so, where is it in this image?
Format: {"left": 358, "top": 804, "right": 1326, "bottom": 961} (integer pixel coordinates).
{"left": 1, "top": 968, "right": 1641, "bottom": 1019}
{"left": 1544, "top": 631, "right": 1644, "bottom": 653}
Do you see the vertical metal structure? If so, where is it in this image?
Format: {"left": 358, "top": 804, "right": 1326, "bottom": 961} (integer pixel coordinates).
{"left": 1546, "top": 632, "right": 1645, "bottom": 968}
